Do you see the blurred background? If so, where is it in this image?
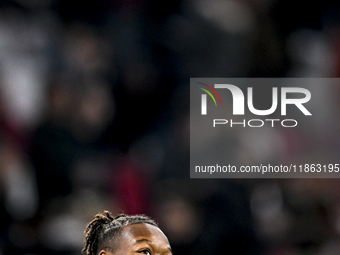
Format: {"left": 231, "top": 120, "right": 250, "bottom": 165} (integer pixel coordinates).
{"left": 1, "top": 0, "right": 340, "bottom": 254}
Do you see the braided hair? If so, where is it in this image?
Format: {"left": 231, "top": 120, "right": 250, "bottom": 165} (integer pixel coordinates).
{"left": 83, "top": 211, "right": 158, "bottom": 255}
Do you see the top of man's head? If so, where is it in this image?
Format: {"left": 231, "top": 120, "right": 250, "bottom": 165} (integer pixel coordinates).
{"left": 83, "top": 211, "right": 159, "bottom": 255}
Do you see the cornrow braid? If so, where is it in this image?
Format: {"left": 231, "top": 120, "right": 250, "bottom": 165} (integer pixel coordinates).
{"left": 83, "top": 211, "right": 158, "bottom": 255}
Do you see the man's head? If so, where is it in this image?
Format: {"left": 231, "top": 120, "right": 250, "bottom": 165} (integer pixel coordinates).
{"left": 83, "top": 211, "right": 172, "bottom": 255}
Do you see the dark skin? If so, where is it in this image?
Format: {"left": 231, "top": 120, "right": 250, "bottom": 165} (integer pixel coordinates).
{"left": 98, "top": 223, "right": 173, "bottom": 255}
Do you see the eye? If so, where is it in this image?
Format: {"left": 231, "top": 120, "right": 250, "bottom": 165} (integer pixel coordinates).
{"left": 140, "top": 249, "right": 151, "bottom": 255}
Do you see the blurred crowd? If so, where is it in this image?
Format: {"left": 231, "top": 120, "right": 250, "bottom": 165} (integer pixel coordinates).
{"left": 1, "top": 0, "right": 340, "bottom": 254}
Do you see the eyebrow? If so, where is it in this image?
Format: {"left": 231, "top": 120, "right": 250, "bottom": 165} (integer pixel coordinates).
{"left": 135, "top": 239, "right": 173, "bottom": 253}
{"left": 136, "top": 239, "right": 153, "bottom": 244}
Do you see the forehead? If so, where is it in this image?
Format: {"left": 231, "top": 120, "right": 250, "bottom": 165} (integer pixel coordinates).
{"left": 119, "top": 223, "right": 171, "bottom": 248}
